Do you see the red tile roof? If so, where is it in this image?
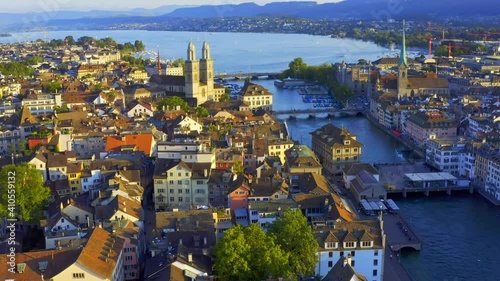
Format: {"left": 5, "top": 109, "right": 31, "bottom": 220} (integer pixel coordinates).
{"left": 77, "top": 227, "right": 125, "bottom": 280}
{"left": 105, "top": 133, "right": 154, "bottom": 155}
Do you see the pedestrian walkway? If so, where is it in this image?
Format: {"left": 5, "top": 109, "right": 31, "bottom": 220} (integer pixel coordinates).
{"left": 383, "top": 244, "right": 413, "bottom": 281}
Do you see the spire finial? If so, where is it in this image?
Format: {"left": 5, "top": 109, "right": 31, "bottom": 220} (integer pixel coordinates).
{"left": 399, "top": 20, "right": 408, "bottom": 67}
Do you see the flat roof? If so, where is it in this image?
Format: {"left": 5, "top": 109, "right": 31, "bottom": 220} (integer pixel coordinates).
{"left": 404, "top": 172, "right": 457, "bottom": 182}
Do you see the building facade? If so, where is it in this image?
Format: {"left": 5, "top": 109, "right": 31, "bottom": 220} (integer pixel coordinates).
{"left": 311, "top": 124, "right": 363, "bottom": 175}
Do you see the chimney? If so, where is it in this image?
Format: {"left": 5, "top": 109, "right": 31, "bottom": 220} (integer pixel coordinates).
{"left": 343, "top": 258, "right": 348, "bottom": 267}
{"left": 60, "top": 202, "right": 64, "bottom": 210}
{"left": 347, "top": 254, "right": 352, "bottom": 266}
{"left": 188, "top": 253, "right": 192, "bottom": 263}
{"left": 203, "top": 236, "right": 207, "bottom": 246}
{"left": 204, "top": 169, "right": 208, "bottom": 177}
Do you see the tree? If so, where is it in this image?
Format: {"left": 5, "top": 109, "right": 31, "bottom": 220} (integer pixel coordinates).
{"left": 286, "top": 57, "right": 308, "bottom": 78}
{"left": 232, "top": 160, "right": 244, "bottom": 175}
{"left": 0, "top": 163, "right": 51, "bottom": 222}
{"left": 214, "top": 224, "right": 290, "bottom": 281}
{"left": 45, "top": 81, "right": 62, "bottom": 93}
{"left": 25, "top": 56, "right": 43, "bottom": 65}
{"left": 268, "top": 209, "right": 318, "bottom": 278}
{"left": 172, "top": 58, "right": 186, "bottom": 75}
{"left": 196, "top": 106, "right": 209, "bottom": 117}
{"left": 134, "top": 40, "right": 145, "bottom": 51}
{"left": 64, "top": 35, "right": 76, "bottom": 46}
{"left": 54, "top": 104, "right": 69, "bottom": 113}
{"left": 213, "top": 225, "right": 251, "bottom": 280}
{"left": 220, "top": 90, "right": 231, "bottom": 102}
{"left": 77, "top": 36, "right": 95, "bottom": 46}
{"left": 157, "top": 96, "right": 189, "bottom": 112}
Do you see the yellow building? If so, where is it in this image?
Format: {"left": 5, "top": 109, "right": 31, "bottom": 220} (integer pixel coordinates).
{"left": 311, "top": 123, "right": 363, "bottom": 175}
{"left": 67, "top": 162, "right": 83, "bottom": 196}
{"left": 268, "top": 138, "right": 295, "bottom": 165}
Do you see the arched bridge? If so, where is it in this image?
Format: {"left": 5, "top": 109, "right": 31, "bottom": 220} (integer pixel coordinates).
{"left": 271, "top": 108, "right": 365, "bottom": 119}
{"left": 215, "top": 72, "right": 281, "bottom": 80}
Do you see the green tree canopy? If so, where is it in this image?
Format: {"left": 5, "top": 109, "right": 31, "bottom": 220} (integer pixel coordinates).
{"left": 196, "top": 106, "right": 209, "bottom": 117}
{"left": 220, "top": 90, "right": 231, "bottom": 102}
{"left": 25, "top": 56, "right": 43, "bottom": 65}
{"left": 214, "top": 224, "right": 291, "bottom": 281}
{"left": 157, "top": 96, "right": 190, "bottom": 112}
{"left": 0, "top": 61, "right": 33, "bottom": 77}
{"left": 134, "top": 40, "right": 145, "bottom": 51}
{"left": 268, "top": 209, "right": 319, "bottom": 278}
{"left": 45, "top": 81, "right": 62, "bottom": 93}
{"left": 232, "top": 160, "right": 244, "bottom": 175}
{"left": 172, "top": 58, "right": 186, "bottom": 75}
{"left": 0, "top": 163, "right": 51, "bottom": 222}
{"left": 64, "top": 35, "right": 76, "bottom": 45}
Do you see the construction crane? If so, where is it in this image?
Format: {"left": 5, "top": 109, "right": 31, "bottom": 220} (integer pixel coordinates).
{"left": 416, "top": 35, "right": 435, "bottom": 57}
{"left": 447, "top": 43, "right": 466, "bottom": 58}
{"left": 470, "top": 32, "right": 500, "bottom": 42}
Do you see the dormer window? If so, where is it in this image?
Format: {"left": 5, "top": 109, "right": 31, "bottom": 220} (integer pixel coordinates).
{"left": 361, "top": 241, "right": 373, "bottom": 248}
{"left": 344, "top": 140, "right": 350, "bottom": 145}
{"left": 324, "top": 242, "right": 337, "bottom": 249}
{"left": 344, "top": 242, "right": 356, "bottom": 248}
{"left": 17, "top": 263, "right": 26, "bottom": 273}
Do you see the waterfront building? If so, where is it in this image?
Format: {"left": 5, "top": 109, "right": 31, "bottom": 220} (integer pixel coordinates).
{"left": 311, "top": 123, "right": 363, "bottom": 175}
{"left": 284, "top": 144, "right": 323, "bottom": 175}
{"left": 405, "top": 111, "right": 457, "bottom": 148}
{"left": 426, "top": 137, "right": 466, "bottom": 176}
{"left": 335, "top": 61, "right": 375, "bottom": 98}
{"left": 314, "top": 219, "right": 385, "bottom": 281}
{"left": 349, "top": 170, "right": 386, "bottom": 203}
{"left": 485, "top": 156, "right": 500, "bottom": 200}
{"left": 238, "top": 80, "right": 273, "bottom": 112}
{"left": 321, "top": 256, "right": 368, "bottom": 281}
{"left": 343, "top": 163, "right": 380, "bottom": 188}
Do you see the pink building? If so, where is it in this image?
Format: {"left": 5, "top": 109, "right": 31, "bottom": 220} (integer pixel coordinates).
{"left": 406, "top": 111, "right": 457, "bottom": 147}
{"left": 227, "top": 177, "right": 250, "bottom": 210}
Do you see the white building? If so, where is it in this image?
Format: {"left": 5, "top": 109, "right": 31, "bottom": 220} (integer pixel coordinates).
{"left": 485, "top": 157, "right": 500, "bottom": 201}
{"left": 153, "top": 159, "right": 211, "bottom": 210}
{"left": 81, "top": 169, "right": 102, "bottom": 196}
{"left": 426, "top": 137, "right": 466, "bottom": 176}
{"left": 238, "top": 81, "right": 273, "bottom": 112}
{"left": 157, "top": 140, "right": 215, "bottom": 168}
{"left": 315, "top": 219, "right": 385, "bottom": 281}
{"left": 21, "top": 93, "right": 62, "bottom": 115}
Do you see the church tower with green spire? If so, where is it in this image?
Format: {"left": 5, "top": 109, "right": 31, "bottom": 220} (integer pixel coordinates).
{"left": 397, "top": 20, "right": 409, "bottom": 98}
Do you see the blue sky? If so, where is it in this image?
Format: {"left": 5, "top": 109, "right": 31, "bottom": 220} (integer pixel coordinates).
{"left": 2, "top": 0, "right": 340, "bottom": 13}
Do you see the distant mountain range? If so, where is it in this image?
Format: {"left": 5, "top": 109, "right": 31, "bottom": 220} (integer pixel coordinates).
{"left": 161, "top": 0, "right": 499, "bottom": 19}
{"left": 0, "top": 0, "right": 497, "bottom": 32}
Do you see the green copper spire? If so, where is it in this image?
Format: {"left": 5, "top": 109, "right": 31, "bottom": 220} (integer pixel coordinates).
{"left": 399, "top": 20, "right": 408, "bottom": 67}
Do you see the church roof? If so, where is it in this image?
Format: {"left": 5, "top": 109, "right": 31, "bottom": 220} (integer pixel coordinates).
{"left": 149, "top": 74, "right": 185, "bottom": 86}
{"left": 399, "top": 20, "right": 408, "bottom": 67}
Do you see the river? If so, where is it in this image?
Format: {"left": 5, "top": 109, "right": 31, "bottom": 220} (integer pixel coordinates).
{"left": 396, "top": 194, "right": 500, "bottom": 281}
{"left": 0, "top": 30, "right": 409, "bottom": 73}
{"left": 2, "top": 30, "right": 498, "bottom": 281}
